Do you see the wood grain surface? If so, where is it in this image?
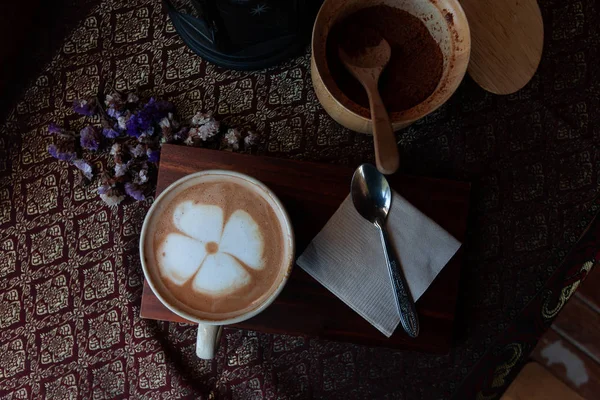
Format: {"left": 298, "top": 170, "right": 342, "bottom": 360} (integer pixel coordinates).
{"left": 140, "top": 144, "right": 471, "bottom": 352}
{"left": 501, "top": 363, "right": 584, "bottom": 400}
{"left": 338, "top": 40, "right": 399, "bottom": 174}
{"left": 552, "top": 296, "right": 600, "bottom": 363}
{"left": 461, "top": 0, "right": 544, "bottom": 94}
{"left": 532, "top": 328, "right": 600, "bottom": 400}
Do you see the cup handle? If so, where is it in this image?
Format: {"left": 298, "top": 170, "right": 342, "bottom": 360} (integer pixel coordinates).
{"left": 195, "top": 324, "right": 223, "bottom": 359}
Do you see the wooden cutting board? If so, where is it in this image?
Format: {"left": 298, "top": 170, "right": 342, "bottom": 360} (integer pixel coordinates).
{"left": 140, "top": 144, "right": 470, "bottom": 353}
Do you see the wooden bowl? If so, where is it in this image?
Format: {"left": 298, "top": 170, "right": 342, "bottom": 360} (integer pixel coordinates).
{"left": 311, "top": 0, "right": 471, "bottom": 134}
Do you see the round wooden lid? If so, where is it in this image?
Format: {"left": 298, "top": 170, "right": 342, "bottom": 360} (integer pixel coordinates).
{"left": 460, "top": 0, "right": 544, "bottom": 94}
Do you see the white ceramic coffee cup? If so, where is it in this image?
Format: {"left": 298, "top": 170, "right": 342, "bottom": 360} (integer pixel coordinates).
{"left": 139, "top": 170, "right": 295, "bottom": 359}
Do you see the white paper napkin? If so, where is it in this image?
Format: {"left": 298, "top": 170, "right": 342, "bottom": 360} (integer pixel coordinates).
{"left": 296, "top": 192, "right": 461, "bottom": 337}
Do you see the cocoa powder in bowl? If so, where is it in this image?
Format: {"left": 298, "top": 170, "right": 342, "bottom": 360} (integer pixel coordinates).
{"left": 327, "top": 5, "right": 444, "bottom": 116}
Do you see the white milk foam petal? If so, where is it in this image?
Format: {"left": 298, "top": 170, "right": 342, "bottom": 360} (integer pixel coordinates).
{"left": 192, "top": 253, "right": 251, "bottom": 295}
{"left": 158, "top": 233, "right": 207, "bottom": 285}
{"left": 219, "top": 210, "right": 265, "bottom": 269}
{"left": 173, "top": 201, "right": 223, "bottom": 243}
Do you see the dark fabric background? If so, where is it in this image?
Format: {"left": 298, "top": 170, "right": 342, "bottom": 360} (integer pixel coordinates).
{"left": 0, "top": 0, "right": 598, "bottom": 398}
{"left": 0, "top": 0, "right": 99, "bottom": 122}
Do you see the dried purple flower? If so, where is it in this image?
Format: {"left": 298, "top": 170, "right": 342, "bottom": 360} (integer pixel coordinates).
{"left": 48, "top": 123, "right": 64, "bottom": 135}
{"left": 126, "top": 93, "right": 139, "bottom": 104}
{"left": 190, "top": 112, "right": 220, "bottom": 141}
{"left": 107, "top": 107, "right": 118, "bottom": 118}
{"left": 98, "top": 183, "right": 109, "bottom": 195}
{"left": 105, "top": 93, "right": 124, "bottom": 109}
{"left": 183, "top": 113, "right": 220, "bottom": 145}
{"left": 48, "top": 91, "right": 262, "bottom": 208}
{"left": 98, "top": 172, "right": 118, "bottom": 191}
{"left": 158, "top": 112, "right": 180, "bottom": 140}
{"left": 114, "top": 161, "right": 130, "bottom": 177}
{"left": 110, "top": 143, "right": 122, "bottom": 156}
{"left": 124, "top": 182, "right": 145, "bottom": 201}
{"left": 99, "top": 188, "right": 125, "bottom": 207}
{"left": 80, "top": 125, "right": 101, "bottom": 151}
{"left": 48, "top": 142, "right": 77, "bottom": 162}
{"left": 158, "top": 118, "right": 169, "bottom": 129}
{"left": 161, "top": 130, "right": 173, "bottom": 144}
{"left": 147, "top": 148, "right": 160, "bottom": 163}
{"left": 184, "top": 128, "right": 198, "bottom": 146}
{"left": 137, "top": 127, "right": 155, "bottom": 139}
{"left": 168, "top": 127, "right": 189, "bottom": 143}
{"left": 97, "top": 170, "right": 125, "bottom": 206}
{"left": 158, "top": 113, "right": 180, "bottom": 132}
{"left": 133, "top": 162, "right": 149, "bottom": 184}
{"left": 73, "top": 98, "right": 97, "bottom": 116}
{"left": 129, "top": 143, "right": 147, "bottom": 158}
{"left": 73, "top": 159, "right": 93, "bottom": 180}
{"left": 191, "top": 111, "right": 212, "bottom": 126}
{"left": 110, "top": 143, "right": 128, "bottom": 165}
{"left": 126, "top": 113, "right": 151, "bottom": 138}
{"left": 102, "top": 127, "right": 120, "bottom": 139}
{"left": 223, "top": 128, "right": 241, "bottom": 150}
{"left": 168, "top": 113, "right": 180, "bottom": 129}
{"left": 125, "top": 98, "right": 173, "bottom": 138}
{"left": 117, "top": 112, "right": 131, "bottom": 131}
{"left": 100, "top": 172, "right": 112, "bottom": 184}
{"left": 244, "top": 131, "right": 259, "bottom": 149}
{"left": 198, "top": 119, "right": 220, "bottom": 140}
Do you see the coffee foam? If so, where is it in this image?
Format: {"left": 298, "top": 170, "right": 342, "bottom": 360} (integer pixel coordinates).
{"left": 144, "top": 173, "right": 288, "bottom": 321}
{"left": 158, "top": 203, "right": 265, "bottom": 295}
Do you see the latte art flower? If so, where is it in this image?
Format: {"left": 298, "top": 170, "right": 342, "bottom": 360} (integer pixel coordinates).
{"left": 157, "top": 201, "right": 265, "bottom": 296}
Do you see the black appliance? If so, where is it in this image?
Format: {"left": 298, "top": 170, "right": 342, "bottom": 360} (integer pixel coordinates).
{"left": 164, "top": 0, "right": 317, "bottom": 70}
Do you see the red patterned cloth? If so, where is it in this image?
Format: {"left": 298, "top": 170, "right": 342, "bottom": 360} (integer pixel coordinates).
{"left": 0, "top": 0, "right": 599, "bottom": 398}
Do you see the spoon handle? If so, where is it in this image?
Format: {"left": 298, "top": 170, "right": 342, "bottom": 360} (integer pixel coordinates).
{"left": 366, "top": 84, "right": 399, "bottom": 175}
{"left": 375, "top": 221, "right": 420, "bottom": 338}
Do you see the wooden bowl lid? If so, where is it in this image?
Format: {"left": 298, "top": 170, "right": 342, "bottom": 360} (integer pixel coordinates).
{"left": 460, "top": 0, "right": 544, "bottom": 94}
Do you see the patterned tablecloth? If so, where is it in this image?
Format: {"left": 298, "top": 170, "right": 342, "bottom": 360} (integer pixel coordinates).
{"left": 0, "top": 0, "right": 599, "bottom": 398}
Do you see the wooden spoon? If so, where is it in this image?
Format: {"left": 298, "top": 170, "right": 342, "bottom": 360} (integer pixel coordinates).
{"left": 338, "top": 38, "right": 399, "bottom": 175}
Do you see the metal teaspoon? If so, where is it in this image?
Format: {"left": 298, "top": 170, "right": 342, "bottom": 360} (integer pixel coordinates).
{"left": 350, "top": 163, "right": 419, "bottom": 338}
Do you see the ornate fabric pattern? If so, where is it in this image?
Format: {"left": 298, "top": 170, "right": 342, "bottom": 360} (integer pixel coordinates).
{"left": 0, "top": 0, "right": 599, "bottom": 398}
